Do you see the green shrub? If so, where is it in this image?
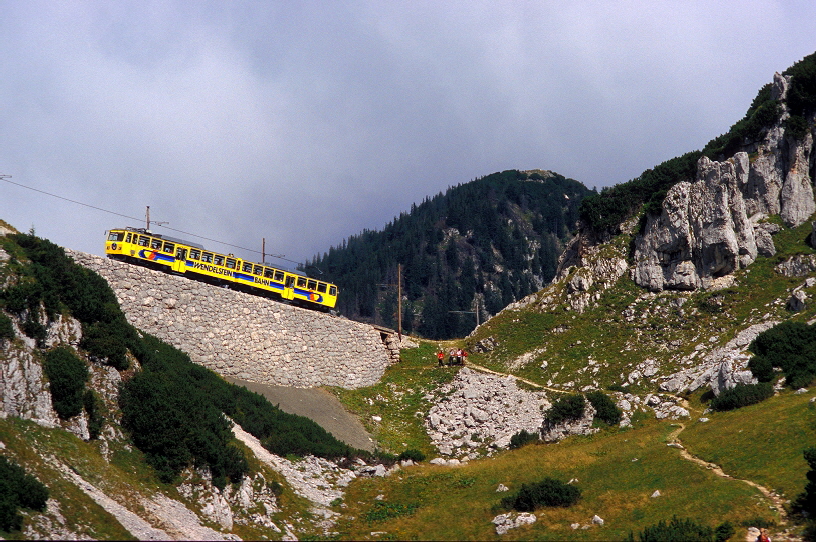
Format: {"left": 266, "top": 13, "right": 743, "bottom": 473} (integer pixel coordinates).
{"left": 715, "top": 521, "right": 735, "bottom": 542}
{"left": 0, "top": 455, "right": 48, "bottom": 532}
{"left": 43, "top": 346, "right": 88, "bottom": 419}
{"left": 749, "top": 321, "right": 816, "bottom": 388}
{"left": 120, "top": 333, "right": 363, "bottom": 488}
{"left": 500, "top": 477, "right": 581, "bottom": 511}
{"left": 703, "top": 83, "right": 782, "bottom": 160}
{"left": 545, "top": 394, "right": 585, "bottom": 425}
{"left": 586, "top": 391, "right": 622, "bottom": 425}
{"left": 784, "top": 114, "right": 810, "bottom": 139}
{"left": 795, "top": 447, "right": 816, "bottom": 518}
{"left": 0, "top": 312, "right": 14, "bottom": 342}
{"left": 709, "top": 383, "right": 774, "bottom": 412}
{"left": 783, "top": 52, "right": 816, "bottom": 120}
{"left": 748, "top": 355, "right": 774, "bottom": 382}
{"left": 83, "top": 389, "right": 105, "bottom": 440}
{"left": 397, "top": 449, "right": 426, "bottom": 462}
{"left": 21, "top": 315, "right": 46, "bottom": 347}
{"left": 632, "top": 516, "right": 734, "bottom": 542}
{"left": 579, "top": 151, "right": 701, "bottom": 235}
{"left": 81, "top": 319, "right": 131, "bottom": 370}
{"left": 119, "top": 368, "right": 243, "bottom": 488}
{"left": 365, "top": 501, "right": 420, "bottom": 522}
{"left": 1, "top": 280, "right": 44, "bottom": 316}
{"left": 3, "top": 233, "right": 135, "bottom": 369}
{"left": 509, "top": 429, "right": 539, "bottom": 449}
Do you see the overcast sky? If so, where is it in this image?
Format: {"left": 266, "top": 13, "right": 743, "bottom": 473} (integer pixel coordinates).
{"left": 1, "top": 1, "right": 814, "bottom": 268}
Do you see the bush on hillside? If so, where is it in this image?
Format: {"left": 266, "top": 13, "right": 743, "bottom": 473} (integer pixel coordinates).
{"left": 120, "top": 333, "right": 364, "bottom": 487}
{"left": 783, "top": 52, "right": 816, "bottom": 140}
{"left": 43, "top": 346, "right": 88, "bottom": 419}
{"left": 0, "top": 312, "right": 14, "bottom": 342}
{"left": 118, "top": 367, "right": 247, "bottom": 489}
{"left": 509, "top": 429, "right": 539, "bottom": 449}
{"left": 747, "top": 355, "right": 774, "bottom": 382}
{"left": 500, "top": 477, "right": 581, "bottom": 511}
{"left": 794, "top": 447, "right": 816, "bottom": 521}
{"left": 83, "top": 389, "right": 105, "bottom": 440}
{"left": 2, "top": 233, "right": 136, "bottom": 369}
{"left": 81, "top": 316, "right": 132, "bottom": 370}
{"left": 749, "top": 321, "right": 816, "bottom": 389}
{"left": 709, "top": 382, "right": 774, "bottom": 412}
{"left": 0, "top": 455, "right": 48, "bottom": 532}
{"left": 586, "top": 391, "right": 622, "bottom": 425}
{"left": 579, "top": 151, "right": 701, "bottom": 235}
{"left": 397, "top": 449, "right": 426, "bottom": 462}
{"left": 545, "top": 394, "right": 586, "bottom": 425}
{"left": 703, "top": 82, "right": 782, "bottom": 160}
{"left": 631, "top": 516, "right": 734, "bottom": 542}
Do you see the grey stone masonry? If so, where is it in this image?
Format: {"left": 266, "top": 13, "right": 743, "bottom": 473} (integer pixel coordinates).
{"left": 68, "top": 251, "right": 397, "bottom": 389}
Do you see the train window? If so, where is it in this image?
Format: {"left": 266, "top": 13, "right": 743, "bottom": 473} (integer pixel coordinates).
{"left": 125, "top": 233, "right": 132, "bottom": 243}
{"left": 226, "top": 258, "right": 236, "bottom": 269}
{"left": 163, "top": 242, "right": 174, "bottom": 254}
{"left": 264, "top": 268, "right": 274, "bottom": 278}
{"left": 330, "top": 286, "right": 337, "bottom": 296}
{"left": 150, "top": 238, "right": 162, "bottom": 250}
{"left": 253, "top": 265, "right": 263, "bottom": 275}
{"left": 107, "top": 231, "right": 125, "bottom": 241}
{"left": 138, "top": 236, "right": 149, "bottom": 246}
{"left": 297, "top": 277, "right": 307, "bottom": 288}
{"left": 201, "top": 252, "right": 213, "bottom": 263}
{"left": 189, "top": 249, "right": 201, "bottom": 260}
{"left": 214, "top": 255, "right": 224, "bottom": 266}
{"left": 242, "top": 262, "right": 253, "bottom": 273}
{"left": 274, "top": 270, "right": 284, "bottom": 281}
{"left": 307, "top": 279, "right": 317, "bottom": 290}
{"left": 317, "top": 283, "right": 327, "bottom": 293}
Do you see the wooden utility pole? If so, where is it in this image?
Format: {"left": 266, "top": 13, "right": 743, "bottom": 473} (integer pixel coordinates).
{"left": 262, "top": 238, "right": 266, "bottom": 264}
{"left": 397, "top": 264, "right": 402, "bottom": 342}
{"left": 145, "top": 206, "right": 168, "bottom": 232}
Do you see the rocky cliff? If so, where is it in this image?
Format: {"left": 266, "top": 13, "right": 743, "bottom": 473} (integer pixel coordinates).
{"left": 633, "top": 73, "right": 815, "bottom": 292}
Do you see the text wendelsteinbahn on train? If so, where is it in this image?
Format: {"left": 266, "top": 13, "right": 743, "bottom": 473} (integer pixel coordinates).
{"left": 105, "top": 227, "right": 338, "bottom": 311}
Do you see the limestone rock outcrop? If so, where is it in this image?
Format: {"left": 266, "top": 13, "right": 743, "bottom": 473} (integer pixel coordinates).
{"left": 632, "top": 72, "right": 815, "bottom": 293}
{"left": 540, "top": 401, "right": 598, "bottom": 442}
{"left": 658, "top": 322, "right": 776, "bottom": 395}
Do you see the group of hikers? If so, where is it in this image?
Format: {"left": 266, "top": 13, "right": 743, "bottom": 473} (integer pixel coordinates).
{"left": 437, "top": 347, "right": 468, "bottom": 366}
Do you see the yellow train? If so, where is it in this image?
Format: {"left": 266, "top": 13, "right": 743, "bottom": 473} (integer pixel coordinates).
{"left": 104, "top": 227, "right": 338, "bottom": 311}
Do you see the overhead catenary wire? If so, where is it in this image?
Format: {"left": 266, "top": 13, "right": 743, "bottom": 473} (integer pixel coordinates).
{"left": 0, "top": 174, "right": 303, "bottom": 266}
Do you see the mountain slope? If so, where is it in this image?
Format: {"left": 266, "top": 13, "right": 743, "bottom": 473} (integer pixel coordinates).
{"left": 321, "top": 51, "right": 816, "bottom": 540}
{"left": 306, "top": 169, "right": 591, "bottom": 339}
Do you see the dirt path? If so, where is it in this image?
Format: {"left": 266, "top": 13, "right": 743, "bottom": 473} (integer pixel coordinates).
{"left": 666, "top": 423, "right": 789, "bottom": 540}
{"left": 463, "top": 361, "right": 570, "bottom": 394}
{"left": 225, "top": 377, "right": 376, "bottom": 452}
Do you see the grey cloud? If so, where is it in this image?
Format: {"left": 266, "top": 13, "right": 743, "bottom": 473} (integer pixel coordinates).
{"left": 1, "top": 0, "right": 814, "bottom": 267}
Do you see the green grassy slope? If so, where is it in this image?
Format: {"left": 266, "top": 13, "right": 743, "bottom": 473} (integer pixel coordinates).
{"left": 329, "top": 214, "right": 816, "bottom": 540}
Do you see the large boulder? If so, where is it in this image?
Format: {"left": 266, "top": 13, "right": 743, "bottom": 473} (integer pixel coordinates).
{"left": 631, "top": 72, "right": 815, "bottom": 292}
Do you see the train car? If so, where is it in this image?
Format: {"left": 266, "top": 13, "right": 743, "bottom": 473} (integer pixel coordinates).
{"left": 104, "top": 227, "right": 338, "bottom": 311}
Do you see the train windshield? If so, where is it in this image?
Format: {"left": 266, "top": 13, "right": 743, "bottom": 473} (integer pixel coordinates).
{"left": 107, "top": 231, "right": 125, "bottom": 241}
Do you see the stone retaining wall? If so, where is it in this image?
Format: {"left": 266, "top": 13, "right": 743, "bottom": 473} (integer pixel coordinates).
{"left": 68, "top": 251, "right": 398, "bottom": 389}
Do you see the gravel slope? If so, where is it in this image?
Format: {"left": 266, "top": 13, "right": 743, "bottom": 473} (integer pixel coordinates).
{"left": 225, "top": 377, "right": 375, "bottom": 452}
